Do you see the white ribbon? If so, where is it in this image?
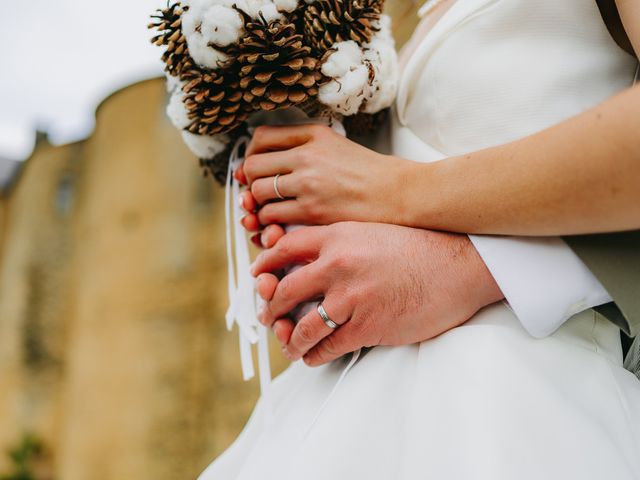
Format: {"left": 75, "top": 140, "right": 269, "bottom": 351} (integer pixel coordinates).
{"left": 223, "top": 117, "right": 348, "bottom": 396}
{"left": 225, "top": 136, "right": 271, "bottom": 393}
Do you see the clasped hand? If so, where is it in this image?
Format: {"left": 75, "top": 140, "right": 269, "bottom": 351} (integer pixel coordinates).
{"left": 237, "top": 125, "right": 502, "bottom": 365}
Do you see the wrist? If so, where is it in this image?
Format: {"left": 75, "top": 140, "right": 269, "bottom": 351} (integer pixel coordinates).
{"left": 465, "top": 238, "right": 505, "bottom": 309}
{"left": 394, "top": 158, "right": 445, "bottom": 229}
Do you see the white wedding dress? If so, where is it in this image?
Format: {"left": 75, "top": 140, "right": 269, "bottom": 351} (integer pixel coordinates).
{"left": 199, "top": 1, "right": 640, "bottom": 479}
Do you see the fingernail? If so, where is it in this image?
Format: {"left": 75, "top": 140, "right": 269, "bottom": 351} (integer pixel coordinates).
{"left": 249, "top": 261, "right": 257, "bottom": 276}
{"left": 260, "top": 232, "right": 268, "bottom": 247}
{"left": 238, "top": 194, "right": 245, "bottom": 210}
{"left": 282, "top": 346, "right": 293, "bottom": 361}
{"left": 250, "top": 234, "right": 262, "bottom": 248}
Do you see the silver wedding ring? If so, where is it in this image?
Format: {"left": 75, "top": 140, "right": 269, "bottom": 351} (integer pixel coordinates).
{"left": 317, "top": 303, "right": 338, "bottom": 330}
{"left": 273, "top": 174, "right": 285, "bottom": 200}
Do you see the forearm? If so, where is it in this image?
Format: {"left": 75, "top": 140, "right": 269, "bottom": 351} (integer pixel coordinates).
{"left": 404, "top": 84, "right": 640, "bottom": 236}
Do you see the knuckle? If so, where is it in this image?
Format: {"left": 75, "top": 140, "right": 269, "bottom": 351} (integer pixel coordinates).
{"left": 276, "top": 276, "right": 295, "bottom": 303}
{"left": 252, "top": 126, "right": 268, "bottom": 142}
{"left": 327, "top": 251, "right": 351, "bottom": 272}
{"left": 320, "top": 334, "right": 341, "bottom": 358}
{"left": 250, "top": 181, "right": 261, "bottom": 201}
{"left": 275, "top": 235, "right": 293, "bottom": 258}
{"left": 305, "top": 201, "right": 323, "bottom": 224}
{"left": 243, "top": 155, "right": 256, "bottom": 176}
{"left": 258, "top": 205, "right": 279, "bottom": 225}
{"left": 311, "top": 124, "right": 330, "bottom": 138}
{"left": 296, "top": 321, "right": 316, "bottom": 345}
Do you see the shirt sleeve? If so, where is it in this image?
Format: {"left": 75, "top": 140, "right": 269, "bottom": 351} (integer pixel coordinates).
{"left": 468, "top": 234, "right": 613, "bottom": 338}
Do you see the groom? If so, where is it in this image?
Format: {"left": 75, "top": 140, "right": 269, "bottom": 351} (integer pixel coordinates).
{"left": 250, "top": 221, "right": 640, "bottom": 373}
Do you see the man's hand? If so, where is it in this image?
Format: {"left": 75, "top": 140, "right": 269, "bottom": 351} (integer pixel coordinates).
{"left": 251, "top": 222, "right": 504, "bottom": 366}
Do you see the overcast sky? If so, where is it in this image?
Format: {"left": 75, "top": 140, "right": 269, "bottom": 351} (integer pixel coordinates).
{"left": 0, "top": 0, "right": 167, "bottom": 162}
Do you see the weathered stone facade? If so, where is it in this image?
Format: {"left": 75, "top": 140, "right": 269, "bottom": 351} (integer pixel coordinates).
{"left": 0, "top": 79, "right": 289, "bottom": 480}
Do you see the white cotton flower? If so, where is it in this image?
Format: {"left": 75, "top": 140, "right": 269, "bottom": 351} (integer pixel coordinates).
{"left": 182, "top": 1, "right": 243, "bottom": 69}
{"left": 319, "top": 64, "right": 369, "bottom": 116}
{"left": 201, "top": 5, "right": 244, "bottom": 46}
{"left": 361, "top": 16, "right": 399, "bottom": 113}
{"left": 273, "top": 0, "right": 299, "bottom": 12}
{"left": 182, "top": 131, "right": 228, "bottom": 159}
{"left": 166, "top": 88, "right": 191, "bottom": 129}
{"left": 187, "top": 33, "right": 229, "bottom": 68}
{"left": 257, "top": 3, "right": 281, "bottom": 22}
{"left": 320, "top": 41, "right": 364, "bottom": 78}
{"left": 165, "top": 73, "right": 182, "bottom": 94}
{"left": 235, "top": 0, "right": 295, "bottom": 21}
{"left": 318, "top": 41, "right": 369, "bottom": 115}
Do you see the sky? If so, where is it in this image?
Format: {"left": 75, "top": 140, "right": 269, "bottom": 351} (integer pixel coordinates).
{"left": 0, "top": 0, "right": 168, "bottom": 163}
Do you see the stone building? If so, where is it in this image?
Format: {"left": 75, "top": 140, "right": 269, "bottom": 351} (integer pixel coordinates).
{"left": 0, "top": 78, "right": 290, "bottom": 480}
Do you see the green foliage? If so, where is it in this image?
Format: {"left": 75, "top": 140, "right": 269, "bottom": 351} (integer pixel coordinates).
{"left": 0, "top": 435, "right": 44, "bottom": 480}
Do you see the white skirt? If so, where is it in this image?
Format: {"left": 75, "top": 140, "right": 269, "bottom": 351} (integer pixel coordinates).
{"left": 199, "top": 304, "right": 640, "bottom": 480}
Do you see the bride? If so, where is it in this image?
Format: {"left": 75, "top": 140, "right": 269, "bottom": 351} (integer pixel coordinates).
{"left": 200, "top": 1, "right": 640, "bottom": 478}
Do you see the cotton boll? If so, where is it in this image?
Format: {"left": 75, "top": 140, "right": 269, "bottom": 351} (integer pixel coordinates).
{"left": 165, "top": 73, "right": 182, "bottom": 93}
{"left": 319, "top": 64, "right": 368, "bottom": 116}
{"left": 273, "top": 0, "right": 299, "bottom": 12}
{"left": 257, "top": 3, "right": 281, "bottom": 23}
{"left": 371, "top": 14, "right": 394, "bottom": 43}
{"left": 237, "top": 0, "right": 297, "bottom": 21}
{"left": 187, "top": 32, "right": 229, "bottom": 68}
{"left": 167, "top": 89, "right": 191, "bottom": 129}
{"left": 201, "top": 5, "right": 244, "bottom": 46}
{"left": 361, "top": 18, "right": 399, "bottom": 113}
{"left": 182, "top": 132, "right": 228, "bottom": 159}
{"left": 320, "top": 41, "right": 364, "bottom": 79}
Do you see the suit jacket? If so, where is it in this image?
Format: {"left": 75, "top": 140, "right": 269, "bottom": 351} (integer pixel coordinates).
{"left": 566, "top": 234, "right": 640, "bottom": 338}
{"left": 568, "top": 1, "right": 639, "bottom": 375}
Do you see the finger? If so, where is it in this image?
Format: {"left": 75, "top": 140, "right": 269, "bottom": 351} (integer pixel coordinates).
{"left": 285, "top": 297, "right": 351, "bottom": 361}
{"left": 261, "top": 224, "right": 286, "bottom": 248}
{"left": 273, "top": 318, "right": 295, "bottom": 346}
{"left": 303, "top": 322, "right": 362, "bottom": 366}
{"left": 251, "top": 227, "right": 324, "bottom": 276}
{"left": 261, "top": 263, "right": 327, "bottom": 327}
{"left": 256, "top": 273, "right": 279, "bottom": 301}
{"left": 234, "top": 165, "right": 248, "bottom": 185}
{"left": 243, "top": 150, "right": 295, "bottom": 184}
{"left": 241, "top": 214, "right": 261, "bottom": 232}
{"left": 257, "top": 201, "right": 313, "bottom": 226}
{"left": 246, "top": 125, "right": 321, "bottom": 157}
{"left": 239, "top": 191, "right": 258, "bottom": 213}
{"left": 251, "top": 173, "right": 296, "bottom": 204}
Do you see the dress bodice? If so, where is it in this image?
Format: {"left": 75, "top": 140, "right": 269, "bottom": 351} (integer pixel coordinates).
{"left": 393, "top": 0, "right": 638, "bottom": 162}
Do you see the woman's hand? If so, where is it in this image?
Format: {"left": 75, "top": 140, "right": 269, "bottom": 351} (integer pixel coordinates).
{"left": 236, "top": 124, "right": 416, "bottom": 229}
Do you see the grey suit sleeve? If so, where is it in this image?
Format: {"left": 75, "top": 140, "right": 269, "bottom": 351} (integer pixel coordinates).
{"left": 565, "top": 232, "right": 640, "bottom": 337}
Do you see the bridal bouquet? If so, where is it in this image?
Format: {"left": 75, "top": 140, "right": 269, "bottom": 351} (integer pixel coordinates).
{"left": 150, "top": 0, "right": 398, "bottom": 389}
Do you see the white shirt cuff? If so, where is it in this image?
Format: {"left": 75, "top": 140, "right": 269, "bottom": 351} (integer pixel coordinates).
{"left": 469, "top": 234, "right": 613, "bottom": 338}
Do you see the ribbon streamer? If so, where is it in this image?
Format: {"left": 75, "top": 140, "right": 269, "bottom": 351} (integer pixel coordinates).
{"left": 225, "top": 136, "right": 271, "bottom": 392}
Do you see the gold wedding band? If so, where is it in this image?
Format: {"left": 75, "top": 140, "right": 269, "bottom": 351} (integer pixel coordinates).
{"left": 273, "top": 174, "right": 285, "bottom": 200}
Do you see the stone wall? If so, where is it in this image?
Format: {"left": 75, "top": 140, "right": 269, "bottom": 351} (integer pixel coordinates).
{"left": 0, "top": 79, "right": 288, "bottom": 480}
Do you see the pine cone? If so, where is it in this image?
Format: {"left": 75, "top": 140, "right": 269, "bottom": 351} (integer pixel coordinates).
{"left": 149, "top": 3, "right": 193, "bottom": 78}
{"left": 182, "top": 65, "right": 250, "bottom": 136}
{"left": 303, "top": 0, "right": 384, "bottom": 54}
{"left": 236, "top": 9, "right": 321, "bottom": 112}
